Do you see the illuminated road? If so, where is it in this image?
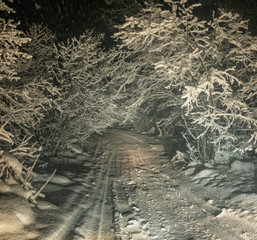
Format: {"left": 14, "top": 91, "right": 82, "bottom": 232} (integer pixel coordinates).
{"left": 61, "top": 129, "right": 257, "bottom": 240}
{"left": 22, "top": 129, "right": 257, "bottom": 240}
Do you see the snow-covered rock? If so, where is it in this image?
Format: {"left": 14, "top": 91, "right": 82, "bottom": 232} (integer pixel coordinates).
{"left": 35, "top": 173, "right": 73, "bottom": 186}
{"left": 80, "top": 151, "right": 91, "bottom": 157}
{"left": 50, "top": 174, "right": 74, "bottom": 186}
{"left": 193, "top": 169, "right": 220, "bottom": 180}
{"left": 204, "top": 163, "right": 214, "bottom": 168}
{"left": 36, "top": 200, "right": 58, "bottom": 210}
{"left": 187, "top": 161, "right": 200, "bottom": 167}
{"left": 58, "top": 150, "right": 77, "bottom": 158}
{"left": 67, "top": 143, "right": 84, "bottom": 154}
{"left": 231, "top": 160, "right": 255, "bottom": 177}
{"left": 184, "top": 167, "right": 196, "bottom": 176}
{"left": 202, "top": 202, "right": 222, "bottom": 216}
{"left": 147, "top": 127, "right": 156, "bottom": 135}
{"left": 83, "top": 161, "right": 94, "bottom": 168}
{"left": 126, "top": 219, "right": 142, "bottom": 233}
{"left": 41, "top": 184, "right": 64, "bottom": 193}
{"left": 0, "top": 181, "right": 34, "bottom": 199}
{"left": 76, "top": 154, "right": 89, "bottom": 161}
{"left": 131, "top": 233, "right": 149, "bottom": 240}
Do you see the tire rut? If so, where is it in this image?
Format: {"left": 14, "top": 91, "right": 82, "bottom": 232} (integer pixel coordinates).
{"left": 66, "top": 145, "right": 115, "bottom": 240}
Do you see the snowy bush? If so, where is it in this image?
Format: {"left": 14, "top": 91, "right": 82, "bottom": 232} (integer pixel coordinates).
{"left": 111, "top": 0, "right": 257, "bottom": 162}
{"left": 20, "top": 25, "right": 61, "bottom": 155}
{"left": 0, "top": 0, "right": 43, "bottom": 191}
{"left": 0, "top": 0, "right": 35, "bottom": 155}
{"left": 44, "top": 31, "right": 121, "bottom": 155}
{"left": 1, "top": 16, "right": 59, "bottom": 157}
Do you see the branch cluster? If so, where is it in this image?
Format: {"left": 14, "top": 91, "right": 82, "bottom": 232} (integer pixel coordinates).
{"left": 111, "top": 0, "right": 257, "bottom": 162}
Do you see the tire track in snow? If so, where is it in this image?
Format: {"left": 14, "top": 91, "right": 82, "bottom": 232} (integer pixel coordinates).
{"left": 70, "top": 145, "right": 115, "bottom": 240}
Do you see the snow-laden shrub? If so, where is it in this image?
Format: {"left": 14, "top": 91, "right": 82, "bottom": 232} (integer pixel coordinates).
{"left": 43, "top": 31, "right": 121, "bottom": 155}
{"left": 20, "top": 25, "right": 61, "bottom": 154}
{"left": 0, "top": 0, "right": 37, "bottom": 156}
{"left": 1, "top": 17, "right": 59, "bottom": 158}
{"left": 0, "top": 0, "right": 31, "bottom": 81}
{"left": 104, "top": 7, "right": 181, "bottom": 129}
{"left": 111, "top": 0, "right": 257, "bottom": 162}
{"left": 0, "top": 0, "right": 43, "bottom": 192}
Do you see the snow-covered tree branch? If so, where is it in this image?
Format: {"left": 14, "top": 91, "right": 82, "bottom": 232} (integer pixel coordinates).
{"left": 42, "top": 31, "right": 122, "bottom": 155}
{"left": 111, "top": 0, "right": 257, "bottom": 162}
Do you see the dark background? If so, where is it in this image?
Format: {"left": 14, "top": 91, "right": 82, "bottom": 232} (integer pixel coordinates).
{"left": 8, "top": 0, "right": 257, "bottom": 41}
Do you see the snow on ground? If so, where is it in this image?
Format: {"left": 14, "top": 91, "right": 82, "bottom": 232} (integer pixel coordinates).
{"left": 0, "top": 129, "right": 257, "bottom": 239}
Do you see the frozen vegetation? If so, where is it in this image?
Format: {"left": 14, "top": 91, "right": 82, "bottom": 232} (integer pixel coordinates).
{"left": 0, "top": 0, "right": 256, "bottom": 239}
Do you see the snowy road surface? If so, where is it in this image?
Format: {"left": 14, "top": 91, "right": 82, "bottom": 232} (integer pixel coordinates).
{"left": 1, "top": 129, "right": 257, "bottom": 239}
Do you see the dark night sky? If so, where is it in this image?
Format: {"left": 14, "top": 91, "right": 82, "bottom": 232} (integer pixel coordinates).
{"left": 7, "top": 0, "right": 257, "bottom": 41}
{"left": 9, "top": 0, "right": 108, "bottom": 39}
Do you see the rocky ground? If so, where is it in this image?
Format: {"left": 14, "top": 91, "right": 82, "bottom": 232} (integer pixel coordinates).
{"left": 0, "top": 129, "right": 257, "bottom": 240}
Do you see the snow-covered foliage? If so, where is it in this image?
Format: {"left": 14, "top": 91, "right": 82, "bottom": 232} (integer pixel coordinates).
{"left": 1, "top": 0, "right": 122, "bottom": 158}
{"left": 0, "top": 0, "right": 43, "bottom": 192}
{"left": 44, "top": 31, "right": 121, "bottom": 155}
{"left": 0, "top": 0, "right": 36, "bottom": 156}
{"left": 111, "top": 1, "right": 257, "bottom": 162}
{"left": 1, "top": 0, "right": 255, "bottom": 164}
{"left": 20, "top": 25, "right": 61, "bottom": 154}
{"left": 1, "top": 16, "right": 58, "bottom": 158}
{"left": 104, "top": 6, "right": 180, "bottom": 130}
{"left": 0, "top": 1, "right": 31, "bottom": 82}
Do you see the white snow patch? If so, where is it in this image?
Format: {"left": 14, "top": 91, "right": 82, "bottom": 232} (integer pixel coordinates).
{"left": 41, "top": 184, "right": 64, "bottom": 193}
{"left": 231, "top": 160, "right": 254, "bottom": 176}
{"left": 216, "top": 208, "right": 233, "bottom": 218}
{"left": 36, "top": 200, "right": 59, "bottom": 210}
{"left": 193, "top": 169, "right": 220, "bottom": 180}
{"left": 35, "top": 173, "right": 73, "bottom": 186}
